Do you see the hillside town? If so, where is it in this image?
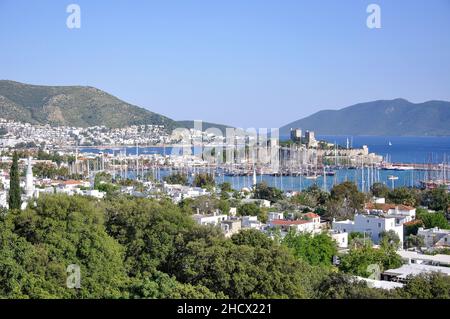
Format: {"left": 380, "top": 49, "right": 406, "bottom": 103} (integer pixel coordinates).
{"left": 1, "top": 139, "right": 449, "bottom": 295}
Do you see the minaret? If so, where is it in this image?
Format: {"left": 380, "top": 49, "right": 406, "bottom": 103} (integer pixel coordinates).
{"left": 252, "top": 166, "right": 257, "bottom": 187}
{"left": 25, "top": 156, "right": 34, "bottom": 197}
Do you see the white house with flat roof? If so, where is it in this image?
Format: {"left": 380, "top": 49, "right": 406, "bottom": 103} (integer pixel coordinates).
{"left": 397, "top": 250, "right": 450, "bottom": 267}
{"left": 382, "top": 263, "right": 450, "bottom": 283}
{"left": 332, "top": 213, "right": 404, "bottom": 246}
{"left": 417, "top": 227, "right": 450, "bottom": 248}
{"left": 329, "top": 230, "right": 348, "bottom": 249}
{"left": 268, "top": 212, "right": 284, "bottom": 221}
{"left": 192, "top": 212, "right": 228, "bottom": 226}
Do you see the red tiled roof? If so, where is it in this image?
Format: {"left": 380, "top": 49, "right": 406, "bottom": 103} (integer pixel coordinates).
{"left": 365, "top": 203, "right": 414, "bottom": 212}
{"left": 403, "top": 220, "right": 423, "bottom": 226}
{"left": 304, "top": 213, "right": 320, "bottom": 219}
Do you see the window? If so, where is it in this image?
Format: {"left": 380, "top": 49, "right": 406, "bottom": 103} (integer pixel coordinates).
{"left": 378, "top": 223, "right": 381, "bottom": 228}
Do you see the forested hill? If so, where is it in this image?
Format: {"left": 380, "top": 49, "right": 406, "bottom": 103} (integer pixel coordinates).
{"left": 0, "top": 80, "right": 178, "bottom": 130}
{"left": 280, "top": 99, "right": 450, "bottom": 136}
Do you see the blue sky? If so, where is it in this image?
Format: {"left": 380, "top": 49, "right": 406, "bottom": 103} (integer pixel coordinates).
{"left": 1, "top": 0, "right": 449, "bottom": 128}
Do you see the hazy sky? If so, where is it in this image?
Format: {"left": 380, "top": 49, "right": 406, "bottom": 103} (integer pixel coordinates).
{"left": 1, "top": 0, "right": 449, "bottom": 128}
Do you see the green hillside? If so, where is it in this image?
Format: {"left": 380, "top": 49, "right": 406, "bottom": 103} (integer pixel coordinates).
{"left": 0, "top": 80, "right": 178, "bottom": 130}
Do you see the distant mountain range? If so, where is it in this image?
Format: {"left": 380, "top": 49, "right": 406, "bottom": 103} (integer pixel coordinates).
{"left": 3, "top": 81, "right": 448, "bottom": 137}
{"left": 280, "top": 99, "right": 450, "bottom": 136}
{"left": 0, "top": 80, "right": 179, "bottom": 130}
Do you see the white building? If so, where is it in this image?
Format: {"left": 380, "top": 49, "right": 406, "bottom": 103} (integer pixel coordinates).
{"left": 417, "top": 227, "right": 450, "bottom": 248}
{"left": 164, "top": 183, "right": 210, "bottom": 203}
{"left": 221, "top": 220, "right": 241, "bottom": 238}
{"left": 269, "top": 213, "right": 321, "bottom": 234}
{"left": 0, "top": 190, "right": 7, "bottom": 208}
{"left": 382, "top": 263, "right": 450, "bottom": 283}
{"left": 397, "top": 250, "right": 450, "bottom": 267}
{"left": 81, "top": 189, "right": 106, "bottom": 199}
{"left": 329, "top": 230, "right": 348, "bottom": 249}
{"left": 192, "top": 212, "right": 228, "bottom": 226}
{"left": 25, "top": 157, "right": 34, "bottom": 198}
{"left": 268, "top": 212, "right": 284, "bottom": 221}
{"left": 364, "top": 203, "right": 416, "bottom": 225}
{"left": 332, "top": 213, "right": 404, "bottom": 246}
{"left": 241, "top": 216, "right": 262, "bottom": 230}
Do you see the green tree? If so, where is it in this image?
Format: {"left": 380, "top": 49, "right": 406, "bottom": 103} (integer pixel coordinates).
{"left": 316, "top": 273, "right": 389, "bottom": 299}
{"left": 236, "top": 202, "right": 267, "bottom": 223}
{"left": 405, "top": 234, "right": 424, "bottom": 249}
{"left": 6, "top": 194, "right": 129, "bottom": 298}
{"left": 193, "top": 173, "right": 215, "bottom": 189}
{"left": 327, "top": 181, "right": 365, "bottom": 219}
{"left": 104, "top": 196, "right": 195, "bottom": 277}
{"left": 163, "top": 172, "right": 188, "bottom": 185}
{"left": 231, "top": 229, "right": 274, "bottom": 249}
{"left": 8, "top": 152, "right": 21, "bottom": 210}
{"left": 398, "top": 273, "right": 450, "bottom": 299}
{"left": 421, "top": 187, "right": 450, "bottom": 211}
{"left": 219, "top": 182, "right": 232, "bottom": 193}
{"left": 282, "top": 231, "right": 337, "bottom": 267}
{"left": 387, "top": 187, "right": 420, "bottom": 207}
{"left": 370, "top": 182, "right": 390, "bottom": 198}
{"left": 380, "top": 230, "right": 401, "bottom": 250}
{"left": 253, "top": 182, "right": 284, "bottom": 203}
{"left": 166, "top": 234, "right": 314, "bottom": 298}
{"left": 416, "top": 208, "right": 449, "bottom": 229}
{"left": 339, "top": 245, "right": 402, "bottom": 278}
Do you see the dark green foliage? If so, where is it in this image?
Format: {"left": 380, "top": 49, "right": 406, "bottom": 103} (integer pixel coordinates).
{"left": 104, "top": 196, "right": 195, "bottom": 276}
{"left": 291, "top": 184, "right": 329, "bottom": 208}
{"left": 193, "top": 173, "right": 215, "bottom": 189}
{"left": 2, "top": 194, "right": 129, "bottom": 298}
{"left": 163, "top": 172, "right": 188, "bottom": 185}
{"left": 165, "top": 234, "right": 313, "bottom": 298}
{"left": 370, "top": 182, "right": 390, "bottom": 198}
{"left": 237, "top": 203, "right": 267, "bottom": 223}
{"left": 32, "top": 162, "right": 69, "bottom": 179}
{"left": 231, "top": 229, "right": 274, "bottom": 250}
{"left": 0, "top": 192, "right": 448, "bottom": 299}
{"left": 416, "top": 208, "right": 450, "bottom": 229}
{"left": 397, "top": 273, "right": 450, "bottom": 299}
{"left": 8, "top": 152, "right": 21, "bottom": 210}
{"left": 254, "top": 182, "right": 284, "bottom": 203}
{"left": 387, "top": 187, "right": 420, "bottom": 207}
{"left": 219, "top": 182, "right": 233, "bottom": 194}
{"left": 421, "top": 187, "right": 450, "bottom": 211}
{"left": 316, "top": 273, "right": 389, "bottom": 299}
{"left": 327, "top": 181, "right": 365, "bottom": 219}
{"left": 339, "top": 245, "right": 402, "bottom": 278}
{"left": 404, "top": 220, "right": 423, "bottom": 236}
